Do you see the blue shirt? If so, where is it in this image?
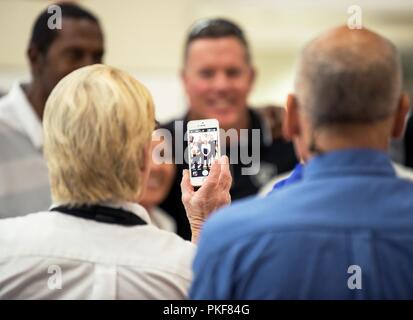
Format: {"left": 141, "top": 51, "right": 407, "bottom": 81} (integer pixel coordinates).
{"left": 190, "top": 149, "right": 413, "bottom": 299}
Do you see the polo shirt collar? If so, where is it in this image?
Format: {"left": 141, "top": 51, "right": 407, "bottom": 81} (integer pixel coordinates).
{"left": 303, "top": 148, "right": 396, "bottom": 180}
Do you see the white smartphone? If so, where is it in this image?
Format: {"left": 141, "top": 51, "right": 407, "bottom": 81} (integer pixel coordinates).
{"left": 187, "top": 119, "right": 221, "bottom": 187}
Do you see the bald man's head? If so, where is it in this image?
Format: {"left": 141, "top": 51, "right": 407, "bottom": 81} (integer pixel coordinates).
{"left": 295, "top": 26, "right": 402, "bottom": 129}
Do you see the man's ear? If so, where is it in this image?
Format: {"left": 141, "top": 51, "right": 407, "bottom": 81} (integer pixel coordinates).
{"left": 392, "top": 93, "right": 410, "bottom": 139}
{"left": 249, "top": 66, "right": 256, "bottom": 87}
{"left": 181, "top": 67, "right": 189, "bottom": 94}
{"left": 27, "top": 45, "right": 45, "bottom": 78}
{"left": 284, "top": 94, "right": 301, "bottom": 140}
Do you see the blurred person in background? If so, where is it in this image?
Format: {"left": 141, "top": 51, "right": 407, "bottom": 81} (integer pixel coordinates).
{"left": 0, "top": 2, "right": 104, "bottom": 218}
{"left": 160, "top": 18, "right": 297, "bottom": 240}
{"left": 0, "top": 64, "right": 231, "bottom": 299}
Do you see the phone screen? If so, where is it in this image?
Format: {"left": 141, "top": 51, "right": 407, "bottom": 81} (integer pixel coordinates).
{"left": 188, "top": 127, "right": 219, "bottom": 179}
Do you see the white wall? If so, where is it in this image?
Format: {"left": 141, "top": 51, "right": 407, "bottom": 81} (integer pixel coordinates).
{"left": 0, "top": 0, "right": 412, "bottom": 121}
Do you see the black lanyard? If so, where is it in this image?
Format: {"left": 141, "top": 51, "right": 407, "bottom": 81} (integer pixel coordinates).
{"left": 50, "top": 204, "right": 147, "bottom": 226}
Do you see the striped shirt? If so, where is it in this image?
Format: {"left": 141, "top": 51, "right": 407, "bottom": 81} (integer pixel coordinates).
{"left": 0, "top": 82, "right": 51, "bottom": 218}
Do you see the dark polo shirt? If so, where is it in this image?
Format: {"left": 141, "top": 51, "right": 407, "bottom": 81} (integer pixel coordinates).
{"left": 160, "top": 108, "right": 298, "bottom": 240}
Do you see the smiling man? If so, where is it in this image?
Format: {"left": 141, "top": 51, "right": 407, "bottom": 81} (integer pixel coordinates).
{"left": 182, "top": 24, "right": 253, "bottom": 133}
{"left": 160, "top": 18, "right": 297, "bottom": 239}
{"left": 0, "top": 3, "right": 104, "bottom": 218}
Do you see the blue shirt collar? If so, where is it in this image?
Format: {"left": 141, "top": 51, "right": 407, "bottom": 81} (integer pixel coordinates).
{"left": 303, "top": 148, "right": 395, "bottom": 180}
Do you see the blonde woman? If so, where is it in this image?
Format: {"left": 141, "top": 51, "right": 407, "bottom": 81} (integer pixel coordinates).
{"left": 0, "top": 64, "right": 231, "bottom": 299}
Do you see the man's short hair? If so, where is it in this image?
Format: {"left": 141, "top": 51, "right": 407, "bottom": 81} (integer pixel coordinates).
{"left": 43, "top": 64, "right": 155, "bottom": 206}
{"left": 29, "top": 2, "right": 100, "bottom": 55}
{"left": 295, "top": 28, "right": 402, "bottom": 128}
{"left": 184, "top": 18, "right": 251, "bottom": 64}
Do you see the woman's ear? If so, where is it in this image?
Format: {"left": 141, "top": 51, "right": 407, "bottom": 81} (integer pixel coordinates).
{"left": 392, "top": 93, "right": 410, "bottom": 139}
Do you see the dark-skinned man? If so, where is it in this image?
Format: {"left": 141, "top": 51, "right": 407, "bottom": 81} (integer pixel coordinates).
{"left": 0, "top": 3, "right": 104, "bottom": 218}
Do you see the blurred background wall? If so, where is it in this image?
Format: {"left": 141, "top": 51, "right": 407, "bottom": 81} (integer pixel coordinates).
{"left": 0, "top": 0, "right": 412, "bottom": 122}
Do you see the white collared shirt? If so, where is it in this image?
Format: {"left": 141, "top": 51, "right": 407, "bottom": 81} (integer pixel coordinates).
{"left": 0, "top": 82, "right": 51, "bottom": 218}
{"left": 150, "top": 206, "right": 177, "bottom": 233}
{"left": 0, "top": 201, "right": 196, "bottom": 299}
{"left": 0, "top": 82, "right": 43, "bottom": 149}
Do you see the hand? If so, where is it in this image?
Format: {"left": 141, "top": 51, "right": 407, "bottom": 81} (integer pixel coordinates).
{"left": 181, "top": 155, "right": 232, "bottom": 243}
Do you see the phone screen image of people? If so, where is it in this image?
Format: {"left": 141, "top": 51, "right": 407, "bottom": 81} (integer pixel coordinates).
{"left": 188, "top": 128, "right": 219, "bottom": 179}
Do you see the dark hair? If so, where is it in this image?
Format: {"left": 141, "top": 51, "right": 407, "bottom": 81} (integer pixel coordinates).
{"left": 184, "top": 18, "right": 251, "bottom": 64}
{"left": 29, "top": 2, "right": 100, "bottom": 55}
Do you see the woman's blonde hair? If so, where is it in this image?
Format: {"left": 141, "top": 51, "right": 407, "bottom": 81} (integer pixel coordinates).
{"left": 43, "top": 64, "right": 155, "bottom": 205}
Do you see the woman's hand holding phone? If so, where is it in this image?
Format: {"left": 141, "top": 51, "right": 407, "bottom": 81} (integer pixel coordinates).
{"left": 180, "top": 155, "right": 232, "bottom": 244}
{"left": 187, "top": 119, "right": 220, "bottom": 186}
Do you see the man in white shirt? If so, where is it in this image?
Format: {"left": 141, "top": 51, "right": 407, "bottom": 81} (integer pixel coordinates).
{"left": 0, "top": 64, "right": 232, "bottom": 299}
{"left": 0, "top": 3, "right": 104, "bottom": 218}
